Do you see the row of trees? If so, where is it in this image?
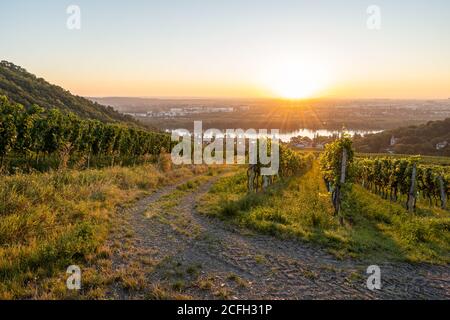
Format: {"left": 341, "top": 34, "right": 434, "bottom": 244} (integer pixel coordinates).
{"left": 354, "top": 157, "right": 449, "bottom": 210}
{"left": 0, "top": 96, "right": 171, "bottom": 170}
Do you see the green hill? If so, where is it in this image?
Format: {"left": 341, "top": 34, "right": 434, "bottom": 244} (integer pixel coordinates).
{"left": 354, "top": 118, "right": 450, "bottom": 156}
{"left": 0, "top": 60, "right": 138, "bottom": 125}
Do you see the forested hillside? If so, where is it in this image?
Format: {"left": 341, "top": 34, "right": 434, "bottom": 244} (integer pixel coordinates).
{"left": 354, "top": 118, "right": 450, "bottom": 156}
{"left": 0, "top": 61, "right": 138, "bottom": 124}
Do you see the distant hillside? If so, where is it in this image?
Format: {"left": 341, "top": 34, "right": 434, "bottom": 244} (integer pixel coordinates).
{"left": 354, "top": 118, "right": 450, "bottom": 156}
{"left": 0, "top": 61, "right": 139, "bottom": 124}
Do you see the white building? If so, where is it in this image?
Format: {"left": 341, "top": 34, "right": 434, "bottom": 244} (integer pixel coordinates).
{"left": 316, "top": 143, "right": 325, "bottom": 150}
{"left": 390, "top": 136, "right": 399, "bottom": 146}
{"left": 436, "top": 141, "right": 448, "bottom": 150}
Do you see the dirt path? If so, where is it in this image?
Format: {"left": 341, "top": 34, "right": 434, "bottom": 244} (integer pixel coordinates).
{"left": 108, "top": 175, "right": 449, "bottom": 300}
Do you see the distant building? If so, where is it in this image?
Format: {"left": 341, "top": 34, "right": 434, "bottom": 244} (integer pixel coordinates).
{"left": 123, "top": 112, "right": 147, "bottom": 117}
{"left": 390, "top": 136, "right": 399, "bottom": 146}
{"left": 436, "top": 141, "right": 448, "bottom": 150}
{"left": 206, "top": 107, "right": 234, "bottom": 113}
{"left": 294, "top": 143, "right": 306, "bottom": 149}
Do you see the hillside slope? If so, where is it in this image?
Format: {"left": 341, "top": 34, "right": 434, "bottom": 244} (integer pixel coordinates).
{"left": 354, "top": 118, "right": 450, "bottom": 156}
{"left": 0, "top": 61, "right": 138, "bottom": 124}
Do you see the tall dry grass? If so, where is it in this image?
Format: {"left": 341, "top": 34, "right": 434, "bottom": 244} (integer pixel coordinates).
{"left": 0, "top": 162, "right": 208, "bottom": 298}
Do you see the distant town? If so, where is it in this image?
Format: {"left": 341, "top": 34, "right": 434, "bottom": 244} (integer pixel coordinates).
{"left": 122, "top": 106, "right": 240, "bottom": 118}
{"left": 89, "top": 97, "right": 450, "bottom": 133}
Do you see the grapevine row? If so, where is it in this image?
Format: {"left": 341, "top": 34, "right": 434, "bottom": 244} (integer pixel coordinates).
{"left": 0, "top": 96, "right": 171, "bottom": 170}
{"left": 279, "top": 144, "right": 315, "bottom": 178}
{"left": 353, "top": 157, "right": 449, "bottom": 209}
{"left": 319, "top": 135, "right": 449, "bottom": 212}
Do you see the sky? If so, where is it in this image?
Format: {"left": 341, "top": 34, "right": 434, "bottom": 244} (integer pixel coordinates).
{"left": 1, "top": 0, "right": 449, "bottom": 99}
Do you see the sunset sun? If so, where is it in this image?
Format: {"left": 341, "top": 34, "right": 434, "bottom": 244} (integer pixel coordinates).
{"left": 262, "top": 61, "right": 329, "bottom": 99}
{"left": 270, "top": 75, "right": 322, "bottom": 99}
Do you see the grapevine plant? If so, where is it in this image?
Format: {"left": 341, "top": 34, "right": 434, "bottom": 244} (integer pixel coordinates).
{"left": 319, "top": 135, "right": 354, "bottom": 222}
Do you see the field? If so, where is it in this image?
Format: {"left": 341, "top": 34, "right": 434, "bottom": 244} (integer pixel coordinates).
{"left": 198, "top": 163, "right": 450, "bottom": 264}
{"left": 0, "top": 99, "right": 449, "bottom": 298}
{"left": 2, "top": 0, "right": 450, "bottom": 304}
{"left": 0, "top": 162, "right": 213, "bottom": 298}
{"left": 0, "top": 141, "right": 449, "bottom": 299}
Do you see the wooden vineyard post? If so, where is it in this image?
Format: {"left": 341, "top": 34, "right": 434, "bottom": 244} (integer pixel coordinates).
{"left": 87, "top": 148, "right": 91, "bottom": 169}
{"left": 262, "top": 175, "right": 271, "bottom": 191}
{"left": 438, "top": 175, "right": 447, "bottom": 210}
{"left": 339, "top": 148, "right": 347, "bottom": 225}
{"left": 340, "top": 148, "right": 347, "bottom": 185}
{"left": 407, "top": 163, "right": 417, "bottom": 213}
{"left": 247, "top": 164, "right": 256, "bottom": 193}
{"left": 333, "top": 148, "right": 347, "bottom": 225}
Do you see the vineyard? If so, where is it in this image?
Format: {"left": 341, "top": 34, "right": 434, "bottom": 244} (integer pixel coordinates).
{"left": 354, "top": 158, "right": 449, "bottom": 210}
{"left": 247, "top": 144, "right": 315, "bottom": 192}
{"left": 0, "top": 96, "right": 172, "bottom": 172}
{"left": 1, "top": 95, "right": 449, "bottom": 299}
{"left": 319, "top": 136, "right": 449, "bottom": 218}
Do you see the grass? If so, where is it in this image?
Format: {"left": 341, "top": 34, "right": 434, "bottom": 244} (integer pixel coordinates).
{"left": 227, "top": 273, "right": 248, "bottom": 288}
{"left": 198, "top": 164, "right": 337, "bottom": 240}
{"left": 143, "top": 174, "right": 215, "bottom": 237}
{"left": 342, "top": 185, "right": 450, "bottom": 263}
{"left": 0, "top": 163, "right": 210, "bottom": 299}
{"left": 1, "top": 156, "right": 448, "bottom": 299}
{"left": 198, "top": 163, "right": 450, "bottom": 264}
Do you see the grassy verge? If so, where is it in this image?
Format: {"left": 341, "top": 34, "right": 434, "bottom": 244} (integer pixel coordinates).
{"left": 0, "top": 163, "right": 211, "bottom": 299}
{"left": 343, "top": 185, "right": 450, "bottom": 263}
{"left": 198, "top": 163, "right": 450, "bottom": 264}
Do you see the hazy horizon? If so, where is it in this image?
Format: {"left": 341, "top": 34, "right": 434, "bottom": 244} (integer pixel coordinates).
{"left": 87, "top": 95, "right": 450, "bottom": 101}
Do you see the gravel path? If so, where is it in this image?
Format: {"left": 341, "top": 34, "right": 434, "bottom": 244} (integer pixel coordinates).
{"left": 109, "top": 175, "right": 450, "bottom": 300}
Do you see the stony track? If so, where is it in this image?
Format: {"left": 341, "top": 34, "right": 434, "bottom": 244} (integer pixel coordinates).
{"left": 109, "top": 175, "right": 449, "bottom": 300}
